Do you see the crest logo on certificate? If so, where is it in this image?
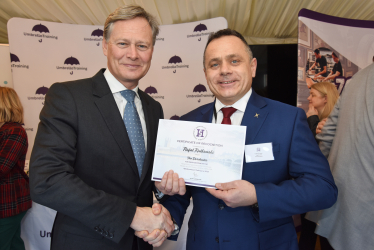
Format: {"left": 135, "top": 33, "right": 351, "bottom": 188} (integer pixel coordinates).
{"left": 193, "top": 126, "right": 208, "bottom": 140}
{"left": 152, "top": 119, "right": 247, "bottom": 188}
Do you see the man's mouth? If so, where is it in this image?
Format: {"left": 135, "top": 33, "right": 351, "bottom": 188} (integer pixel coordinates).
{"left": 219, "top": 80, "right": 236, "bottom": 84}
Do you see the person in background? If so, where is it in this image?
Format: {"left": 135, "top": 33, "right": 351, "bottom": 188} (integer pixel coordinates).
{"left": 309, "top": 49, "right": 328, "bottom": 80}
{"left": 299, "top": 81, "right": 339, "bottom": 250}
{"left": 305, "top": 82, "right": 339, "bottom": 138}
{"left": 323, "top": 52, "right": 343, "bottom": 82}
{"left": 0, "top": 87, "right": 31, "bottom": 250}
{"left": 306, "top": 63, "right": 374, "bottom": 250}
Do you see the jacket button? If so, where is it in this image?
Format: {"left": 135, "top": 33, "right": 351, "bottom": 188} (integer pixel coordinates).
{"left": 94, "top": 226, "right": 99, "bottom": 231}
{"left": 109, "top": 232, "right": 114, "bottom": 239}
{"left": 215, "top": 237, "right": 219, "bottom": 243}
{"left": 104, "top": 231, "right": 109, "bottom": 237}
{"left": 218, "top": 204, "right": 224, "bottom": 210}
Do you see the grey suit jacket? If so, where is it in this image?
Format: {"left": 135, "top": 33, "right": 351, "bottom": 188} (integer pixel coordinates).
{"left": 30, "top": 69, "right": 163, "bottom": 250}
{"left": 307, "top": 63, "right": 374, "bottom": 250}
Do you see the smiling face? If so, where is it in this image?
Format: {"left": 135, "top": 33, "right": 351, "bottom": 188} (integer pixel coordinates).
{"left": 307, "top": 88, "right": 327, "bottom": 113}
{"left": 203, "top": 36, "right": 257, "bottom": 106}
{"left": 102, "top": 17, "right": 154, "bottom": 89}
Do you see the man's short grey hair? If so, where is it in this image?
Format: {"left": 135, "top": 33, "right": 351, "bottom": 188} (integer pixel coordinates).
{"left": 104, "top": 5, "right": 159, "bottom": 45}
{"left": 203, "top": 29, "right": 253, "bottom": 69}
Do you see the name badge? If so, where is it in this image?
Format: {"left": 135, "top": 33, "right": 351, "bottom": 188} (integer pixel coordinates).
{"left": 245, "top": 143, "right": 274, "bottom": 163}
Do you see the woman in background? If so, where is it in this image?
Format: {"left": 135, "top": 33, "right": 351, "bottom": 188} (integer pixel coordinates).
{"left": 306, "top": 81, "right": 339, "bottom": 137}
{"left": 299, "top": 81, "right": 339, "bottom": 250}
{"left": 0, "top": 87, "right": 31, "bottom": 250}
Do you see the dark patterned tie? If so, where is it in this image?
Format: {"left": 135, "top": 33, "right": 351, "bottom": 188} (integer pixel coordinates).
{"left": 221, "top": 107, "right": 237, "bottom": 125}
{"left": 120, "top": 90, "right": 145, "bottom": 177}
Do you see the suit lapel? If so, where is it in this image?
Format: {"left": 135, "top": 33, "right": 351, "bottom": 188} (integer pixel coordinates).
{"left": 199, "top": 100, "right": 215, "bottom": 123}
{"left": 92, "top": 70, "right": 139, "bottom": 177}
{"left": 138, "top": 90, "right": 154, "bottom": 184}
{"left": 241, "top": 91, "right": 269, "bottom": 144}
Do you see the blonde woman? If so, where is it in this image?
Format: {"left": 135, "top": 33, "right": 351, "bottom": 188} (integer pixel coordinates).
{"left": 0, "top": 87, "right": 30, "bottom": 250}
{"left": 299, "top": 82, "right": 339, "bottom": 250}
{"left": 306, "top": 82, "right": 339, "bottom": 137}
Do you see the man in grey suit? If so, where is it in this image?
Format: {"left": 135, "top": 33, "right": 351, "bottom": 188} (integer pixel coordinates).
{"left": 30, "top": 5, "right": 173, "bottom": 250}
{"left": 307, "top": 63, "right": 374, "bottom": 250}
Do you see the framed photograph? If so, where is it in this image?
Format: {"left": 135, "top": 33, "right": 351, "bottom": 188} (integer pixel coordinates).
{"left": 313, "top": 34, "right": 327, "bottom": 49}
{"left": 298, "top": 20, "right": 311, "bottom": 48}
{"left": 298, "top": 67, "right": 305, "bottom": 81}
{"left": 307, "top": 50, "right": 314, "bottom": 61}
{"left": 346, "top": 71, "right": 353, "bottom": 77}
{"left": 298, "top": 47, "right": 306, "bottom": 67}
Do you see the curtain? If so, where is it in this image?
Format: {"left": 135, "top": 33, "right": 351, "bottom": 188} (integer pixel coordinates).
{"left": 1, "top": 0, "right": 374, "bottom": 44}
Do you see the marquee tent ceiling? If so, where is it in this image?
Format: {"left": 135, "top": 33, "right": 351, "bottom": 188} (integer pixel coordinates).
{"left": 1, "top": 0, "right": 374, "bottom": 44}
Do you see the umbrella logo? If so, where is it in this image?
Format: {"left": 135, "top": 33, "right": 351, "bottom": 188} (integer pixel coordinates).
{"left": 145, "top": 86, "right": 157, "bottom": 94}
{"left": 64, "top": 57, "right": 80, "bottom": 65}
{"left": 168, "top": 55, "right": 182, "bottom": 64}
{"left": 170, "top": 115, "right": 180, "bottom": 120}
{"left": 91, "top": 29, "right": 103, "bottom": 37}
{"left": 193, "top": 84, "right": 207, "bottom": 93}
{"left": 10, "top": 53, "right": 20, "bottom": 62}
{"left": 194, "top": 23, "right": 207, "bottom": 32}
{"left": 36, "top": 86, "right": 49, "bottom": 95}
{"left": 32, "top": 24, "right": 50, "bottom": 33}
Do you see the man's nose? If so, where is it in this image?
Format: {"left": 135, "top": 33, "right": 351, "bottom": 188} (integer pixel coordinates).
{"left": 220, "top": 62, "right": 232, "bottom": 75}
{"left": 126, "top": 44, "right": 138, "bottom": 60}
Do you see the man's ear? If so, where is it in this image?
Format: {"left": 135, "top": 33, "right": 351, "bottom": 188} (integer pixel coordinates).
{"left": 102, "top": 38, "right": 108, "bottom": 56}
{"left": 251, "top": 58, "right": 257, "bottom": 78}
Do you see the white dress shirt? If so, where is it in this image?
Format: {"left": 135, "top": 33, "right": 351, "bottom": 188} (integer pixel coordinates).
{"left": 104, "top": 69, "right": 147, "bottom": 150}
{"left": 212, "top": 88, "right": 252, "bottom": 125}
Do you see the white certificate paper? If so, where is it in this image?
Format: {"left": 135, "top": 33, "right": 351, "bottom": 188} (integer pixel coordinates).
{"left": 152, "top": 119, "right": 246, "bottom": 188}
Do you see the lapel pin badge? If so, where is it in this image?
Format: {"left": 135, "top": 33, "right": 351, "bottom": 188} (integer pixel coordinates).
{"left": 254, "top": 113, "right": 260, "bottom": 118}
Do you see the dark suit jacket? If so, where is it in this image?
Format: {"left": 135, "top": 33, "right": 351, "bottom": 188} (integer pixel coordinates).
{"left": 30, "top": 69, "right": 163, "bottom": 250}
{"left": 163, "top": 91, "right": 337, "bottom": 250}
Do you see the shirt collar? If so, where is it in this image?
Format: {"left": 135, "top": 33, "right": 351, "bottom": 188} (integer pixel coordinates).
{"left": 215, "top": 88, "right": 252, "bottom": 112}
{"left": 104, "top": 69, "right": 140, "bottom": 98}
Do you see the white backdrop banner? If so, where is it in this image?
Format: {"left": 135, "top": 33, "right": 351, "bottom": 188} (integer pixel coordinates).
{"left": 8, "top": 16, "right": 227, "bottom": 250}
{"left": 0, "top": 44, "right": 13, "bottom": 88}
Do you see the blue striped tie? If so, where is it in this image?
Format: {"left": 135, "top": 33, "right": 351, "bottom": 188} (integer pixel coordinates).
{"left": 120, "top": 90, "right": 145, "bottom": 177}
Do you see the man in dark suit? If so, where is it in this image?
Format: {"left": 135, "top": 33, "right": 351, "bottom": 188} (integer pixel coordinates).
{"left": 138, "top": 29, "right": 338, "bottom": 249}
{"left": 29, "top": 5, "right": 173, "bottom": 250}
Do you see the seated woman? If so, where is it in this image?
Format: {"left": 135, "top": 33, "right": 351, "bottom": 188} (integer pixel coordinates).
{"left": 299, "top": 82, "right": 339, "bottom": 250}
{"left": 0, "top": 87, "right": 31, "bottom": 250}
{"left": 306, "top": 82, "right": 339, "bottom": 138}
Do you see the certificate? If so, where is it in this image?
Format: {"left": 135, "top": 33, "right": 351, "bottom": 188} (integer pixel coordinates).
{"left": 151, "top": 119, "right": 246, "bottom": 188}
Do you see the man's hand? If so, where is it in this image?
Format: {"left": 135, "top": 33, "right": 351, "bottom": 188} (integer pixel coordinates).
{"left": 155, "top": 170, "right": 186, "bottom": 196}
{"left": 135, "top": 204, "right": 170, "bottom": 247}
{"left": 316, "top": 118, "right": 327, "bottom": 134}
{"left": 130, "top": 203, "right": 173, "bottom": 243}
{"left": 306, "top": 78, "right": 315, "bottom": 89}
{"left": 306, "top": 103, "right": 318, "bottom": 118}
{"left": 205, "top": 180, "right": 257, "bottom": 208}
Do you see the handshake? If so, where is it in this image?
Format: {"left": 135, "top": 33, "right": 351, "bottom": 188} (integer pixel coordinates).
{"left": 131, "top": 170, "right": 187, "bottom": 247}
{"left": 130, "top": 203, "right": 174, "bottom": 247}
